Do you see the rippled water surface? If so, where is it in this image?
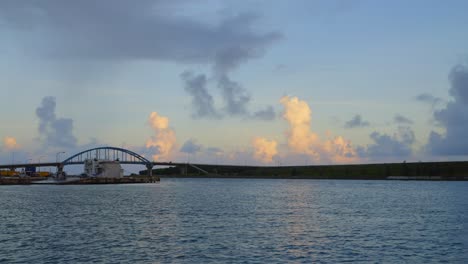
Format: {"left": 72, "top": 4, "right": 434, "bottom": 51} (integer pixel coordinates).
{"left": 1, "top": 179, "right": 467, "bottom": 263}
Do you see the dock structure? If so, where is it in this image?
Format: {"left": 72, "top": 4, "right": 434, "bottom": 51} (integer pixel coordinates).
{"left": 1, "top": 146, "right": 207, "bottom": 175}
{"left": 0, "top": 146, "right": 212, "bottom": 185}
{"left": 0, "top": 175, "right": 159, "bottom": 185}
{"left": 0, "top": 147, "right": 164, "bottom": 185}
{"left": 51, "top": 175, "right": 160, "bottom": 185}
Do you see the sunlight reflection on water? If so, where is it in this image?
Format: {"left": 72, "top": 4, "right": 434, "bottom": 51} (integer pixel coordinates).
{"left": 0, "top": 179, "right": 467, "bottom": 263}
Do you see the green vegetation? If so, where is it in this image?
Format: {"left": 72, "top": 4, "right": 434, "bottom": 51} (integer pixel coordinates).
{"left": 141, "top": 161, "right": 468, "bottom": 180}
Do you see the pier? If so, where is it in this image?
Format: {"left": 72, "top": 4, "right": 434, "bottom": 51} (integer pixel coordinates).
{"left": 0, "top": 146, "right": 211, "bottom": 185}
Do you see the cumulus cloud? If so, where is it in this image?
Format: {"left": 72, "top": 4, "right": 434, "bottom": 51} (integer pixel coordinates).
{"left": 394, "top": 114, "right": 413, "bottom": 125}
{"left": 344, "top": 114, "right": 370, "bottom": 128}
{"left": 427, "top": 64, "right": 468, "bottom": 155}
{"left": 145, "top": 112, "right": 176, "bottom": 161}
{"left": 280, "top": 96, "right": 318, "bottom": 154}
{"left": 252, "top": 137, "right": 278, "bottom": 163}
{"left": 280, "top": 96, "right": 357, "bottom": 163}
{"left": 448, "top": 65, "right": 468, "bottom": 103}
{"left": 181, "top": 71, "right": 219, "bottom": 119}
{"left": 218, "top": 74, "right": 250, "bottom": 116}
{"left": 35, "top": 96, "right": 77, "bottom": 148}
{"left": 181, "top": 71, "right": 276, "bottom": 120}
{"left": 182, "top": 12, "right": 280, "bottom": 119}
{"left": 3, "top": 136, "right": 18, "bottom": 150}
{"left": 322, "top": 136, "right": 358, "bottom": 163}
{"left": 180, "top": 139, "right": 202, "bottom": 154}
{"left": 358, "top": 126, "right": 415, "bottom": 158}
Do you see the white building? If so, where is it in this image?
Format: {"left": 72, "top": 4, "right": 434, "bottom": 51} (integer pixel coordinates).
{"left": 84, "top": 159, "right": 123, "bottom": 178}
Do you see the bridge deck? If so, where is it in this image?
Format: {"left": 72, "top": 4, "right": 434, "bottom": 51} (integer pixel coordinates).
{"left": 0, "top": 162, "right": 60, "bottom": 169}
{"left": 0, "top": 161, "right": 235, "bottom": 169}
{"left": 0, "top": 147, "right": 257, "bottom": 171}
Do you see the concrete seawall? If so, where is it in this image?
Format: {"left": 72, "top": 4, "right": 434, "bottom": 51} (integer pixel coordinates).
{"left": 0, "top": 176, "right": 160, "bottom": 185}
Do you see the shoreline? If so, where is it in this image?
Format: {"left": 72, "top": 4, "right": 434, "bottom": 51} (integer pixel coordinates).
{"left": 146, "top": 160, "right": 468, "bottom": 181}
{"left": 1, "top": 175, "right": 467, "bottom": 185}
{"left": 158, "top": 175, "right": 468, "bottom": 181}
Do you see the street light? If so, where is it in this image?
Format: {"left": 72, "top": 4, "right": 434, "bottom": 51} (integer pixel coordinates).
{"left": 37, "top": 155, "right": 46, "bottom": 172}
{"left": 56, "top": 151, "right": 65, "bottom": 162}
{"left": 23, "top": 159, "right": 32, "bottom": 176}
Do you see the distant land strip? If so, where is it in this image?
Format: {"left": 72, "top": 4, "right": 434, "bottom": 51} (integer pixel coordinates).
{"left": 141, "top": 161, "right": 468, "bottom": 181}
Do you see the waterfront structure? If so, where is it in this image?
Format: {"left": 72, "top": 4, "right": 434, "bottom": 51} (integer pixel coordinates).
{"left": 84, "top": 159, "right": 123, "bottom": 178}
{"left": 0, "top": 146, "right": 221, "bottom": 178}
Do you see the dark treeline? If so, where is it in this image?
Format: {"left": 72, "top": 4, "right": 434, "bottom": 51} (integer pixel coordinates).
{"left": 141, "top": 161, "right": 468, "bottom": 180}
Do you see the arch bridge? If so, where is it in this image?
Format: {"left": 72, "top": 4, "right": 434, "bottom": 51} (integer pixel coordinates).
{"left": 0, "top": 146, "right": 209, "bottom": 176}
{"left": 59, "top": 147, "right": 154, "bottom": 176}
{"left": 63, "top": 147, "right": 151, "bottom": 165}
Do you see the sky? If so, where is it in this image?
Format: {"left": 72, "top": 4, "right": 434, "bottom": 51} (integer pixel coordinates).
{"left": 1, "top": 0, "right": 468, "bottom": 171}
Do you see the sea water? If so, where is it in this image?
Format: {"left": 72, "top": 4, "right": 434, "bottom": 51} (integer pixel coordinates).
{"left": 1, "top": 179, "right": 467, "bottom": 263}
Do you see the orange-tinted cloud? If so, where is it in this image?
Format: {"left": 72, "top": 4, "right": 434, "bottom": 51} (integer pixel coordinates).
{"left": 280, "top": 96, "right": 320, "bottom": 156}
{"left": 148, "top": 111, "right": 169, "bottom": 130}
{"left": 280, "top": 96, "right": 357, "bottom": 163}
{"left": 252, "top": 137, "right": 278, "bottom": 163}
{"left": 3, "top": 136, "right": 18, "bottom": 150}
{"left": 322, "top": 135, "right": 357, "bottom": 163}
{"left": 145, "top": 112, "right": 176, "bottom": 161}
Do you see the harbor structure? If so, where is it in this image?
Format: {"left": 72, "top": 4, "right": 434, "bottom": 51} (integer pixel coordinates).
{"left": 84, "top": 159, "right": 123, "bottom": 178}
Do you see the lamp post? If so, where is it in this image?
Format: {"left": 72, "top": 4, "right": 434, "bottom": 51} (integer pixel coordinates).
{"left": 56, "top": 151, "right": 65, "bottom": 163}
{"left": 37, "top": 155, "right": 46, "bottom": 172}
{"left": 23, "top": 159, "right": 32, "bottom": 176}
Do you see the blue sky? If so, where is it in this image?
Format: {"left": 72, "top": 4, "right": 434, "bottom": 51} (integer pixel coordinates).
{"left": 1, "top": 0, "right": 468, "bottom": 169}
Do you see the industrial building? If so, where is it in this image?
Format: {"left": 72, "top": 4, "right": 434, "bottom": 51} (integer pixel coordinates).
{"left": 84, "top": 159, "right": 123, "bottom": 178}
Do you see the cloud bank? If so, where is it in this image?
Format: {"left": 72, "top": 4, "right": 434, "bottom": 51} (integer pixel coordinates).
{"left": 0, "top": 1, "right": 280, "bottom": 64}
{"left": 1, "top": 1, "right": 281, "bottom": 121}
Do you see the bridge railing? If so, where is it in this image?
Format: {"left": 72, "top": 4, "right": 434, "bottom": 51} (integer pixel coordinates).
{"left": 62, "top": 147, "right": 151, "bottom": 165}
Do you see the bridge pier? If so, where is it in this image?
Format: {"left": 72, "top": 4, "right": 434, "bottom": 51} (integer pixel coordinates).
{"left": 146, "top": 164, "right": 153, "bottom": 177}
{"left": 57, "top": 164, "right": 65, "bottom": 179}
{"left": 180, "top": 165, "right": 187, "bottom": 175}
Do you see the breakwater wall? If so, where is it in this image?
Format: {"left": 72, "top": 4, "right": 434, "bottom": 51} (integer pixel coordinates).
{"left": 145, "top": 161, "right": 468, "bottom": 180}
